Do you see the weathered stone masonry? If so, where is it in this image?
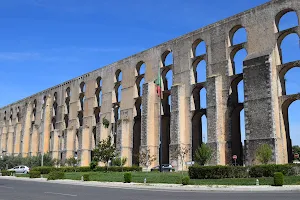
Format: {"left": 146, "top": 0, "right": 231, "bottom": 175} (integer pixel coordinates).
{"left": 0, "top": 0, "right": 299, "bottom": 168}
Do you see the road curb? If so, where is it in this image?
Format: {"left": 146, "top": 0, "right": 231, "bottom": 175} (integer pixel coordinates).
{"left": 1, "top": 176, "right": 300, "bottom": 192}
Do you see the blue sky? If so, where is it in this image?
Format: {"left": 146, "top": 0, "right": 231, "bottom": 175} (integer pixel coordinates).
{"left": 0, "top": 0, "right": 299, "bottom": 145}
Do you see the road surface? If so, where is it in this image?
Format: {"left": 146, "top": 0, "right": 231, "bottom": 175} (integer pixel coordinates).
{"left": 0, "top": 179, "right": 298, "bottom": 200}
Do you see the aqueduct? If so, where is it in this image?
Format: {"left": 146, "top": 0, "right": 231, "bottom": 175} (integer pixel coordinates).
{"left": 0, "top": 0, "right": 299, "bottom": 169}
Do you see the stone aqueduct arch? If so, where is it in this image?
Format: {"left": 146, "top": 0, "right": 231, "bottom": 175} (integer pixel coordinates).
{"left": 0, "top": 0, "right": 299, "bottom": 168}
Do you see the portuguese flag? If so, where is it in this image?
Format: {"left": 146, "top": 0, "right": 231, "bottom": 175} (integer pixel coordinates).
{"left": 154, "top": 69, "right": 162, "bottom": 98}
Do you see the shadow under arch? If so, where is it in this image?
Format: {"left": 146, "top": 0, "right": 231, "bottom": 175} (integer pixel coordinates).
{"left": 132, "top": 98, "right": 142, "bottom": 166}
{"left": 228, "top": 74, "right": 245, "bottom": 165}
{"left": 191, "top": 109, "right": 207, "bottom": 159}
{"left": 281, "top": 94, "right": 300, "bottom": 163}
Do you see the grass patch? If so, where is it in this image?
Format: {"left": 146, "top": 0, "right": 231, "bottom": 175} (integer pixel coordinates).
{"left": 65, "top": 171, "right": 184, "bottom": 184}
{"left": 15, "top": 174, "right": 30, "bottom": 178}
{"left": 64, "top": 172, "right": 300, "bottom": 185}
{"left": 14, "top": 171, "right": 300, "bottom": 185}
{"left": 191, "top": 176, "right": 300, "bottom": 185}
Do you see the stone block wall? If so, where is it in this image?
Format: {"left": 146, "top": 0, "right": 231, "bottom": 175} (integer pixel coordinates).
{"left": 0, "top": 0, "right": 299, "bottom": 167}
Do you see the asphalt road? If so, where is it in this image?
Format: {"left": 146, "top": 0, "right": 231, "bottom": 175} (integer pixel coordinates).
{"left": 0, "top": 179, "right": 299, "bottom": 200}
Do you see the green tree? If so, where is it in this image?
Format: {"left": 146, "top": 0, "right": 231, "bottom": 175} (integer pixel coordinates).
{"left": 292, "top": 145, "right": 300, "bottom": 160}
{"left": 256, "top": 144, "right": 273, "bottom": 164}
{"left": 194, "top": 143, "right": 212, "bottom": 166}
{"left": 66, "top": 157, "right": 80, "bottom": 167}
{"left": 138, "top": 148, "right": 156, "bottom": 170}
{"left": 112, "top": 157, "right": 127, "bottom": 167}
{"left": 171, "top": 145, "right": 190, "bottom": 175}
{"left": 0, "top": 153, "right": 55, "bottom": 170}
{"left": 93, "top": 136, "right": 116, "bottom": 170}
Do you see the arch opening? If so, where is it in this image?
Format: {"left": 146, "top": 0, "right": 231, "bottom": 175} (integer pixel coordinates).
{"left": 162, "top": 51, "right": 173, "bottom": 67}
{"left": 139, "top": 78, "right": 145, "bottom": 97}
{"left": 282, "top": 99, "right": 300, "bottom": 163}
{"left": 192, "top": 112, "right": 207, "bottom": 159}
{"left": 75, "top": 131, "right": 79, "bottom": 153}
{"left": 116, "top": 70, "right": 122, "bottom": 82}
{"left": 195, "top": 60, "right": 207, "bottom": 83}
{"left": 232, "top": 49, "right": 247, "bottom": 75}
{"left": 96, "top": 77, "right": 102, "bottom": 88}
{"left": 284, "top": 67, "right": 300, "bottom": 95}
{"left": 277, "top": 11, "right": 299, "bottom": 32}
{"left": 164, "top": 70, "right": 173, "bottom": 91}
{"left": 193, "top": 39, "right": 206, "bottom": 57}
{"left": 230, "top": 26, "right": 247, "bottom": 46}
{"left": 112, "top": 105, "right": 120, "bottom": 147}
{"left": 229, "top": 77, "right": 245, "bottom": 165}
{"left": 279, "top": 33, "right": 300, "bottom": 64}
{"left": 137, "top": 62, "right": 146, "bottom": 75}
{"left": 117, "top": 85, "right": 122, "bottom": 102}
{"left": 200, "top": 88, "right": 207, "bottom": 109}
{"left": 192, "top": 84, "right": 207, "bottom": 158}
{"left": 132, "top": 99, "right": 142, "bottom": 166}
{"left": 94, "top": 108, "right": 100, "bottom": 124}
{"left": 80, "top": 82, "right": 86, "bottom": 93}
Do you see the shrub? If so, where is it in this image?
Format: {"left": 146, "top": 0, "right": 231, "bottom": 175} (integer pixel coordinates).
{"left": 93, "top": 166, "right": 142, "bottom": 172}
{"left": 194, "top": 143, "right": 212, "bottom": 166}
{"left": 47, "top": 171, "right": 65, "bottom": 180}
{"left": 124, "top": 172, "right": 132, "bottom": 183}
{"left": 89, "top": 160, "right": 98, "bottom": 170}
{"left": 249, "top": 164, "right": 296, "bottom": 177}
{"left": 31, "top": 167, "right": 54, "bottom": 174}
{"left": 256, "top": 144, "right": 272, "bottom": 164}
{"left": 189, "top": 166, "right": 248, "bottom": 179}
{"left": 0, "top": 154, "right": 55, "bottom": 169}
{"left": 112, "top": 157, "right": 127, "bottom": 167}
{"left": 83, "top": 174, "right": 90, "bottom": 181}
{"left": 182, "top": 176, "right": 190, "bottom": 185}
{"left": 273, "top": 172, "right": 284, "bottom": 186}
{"left": 29, "top": 171, "right": 41, "bottom": 179}
{"left": 1, "top": 170, "right": 12, "bottom": 176}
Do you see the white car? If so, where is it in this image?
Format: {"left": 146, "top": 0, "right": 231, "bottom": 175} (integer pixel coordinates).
{"left": 8, "top": 166, "right": 30, "bottom": 174}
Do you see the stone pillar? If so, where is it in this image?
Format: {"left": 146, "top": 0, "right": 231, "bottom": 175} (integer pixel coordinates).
{"left": 30, "top": 125, "right": 39, "bottom": 156}
{"left": 243, "top": 55, "right": 286, "bottom": 165}
{"left": 52, "top": 129, "right": 60, "bottom": 159}
{"left": 81, "top": 125, "right": 91, "bottom": 166}
{"left": 206, "top": 75, "right": 227, "bottom": 165}
{"left": 117, "top": 109, "right": 134, "bottom": 166}
{"left": 141, "top": 82, "right": 159, "bottom": 169}
{"left": 65, "top": 127, "right": 76, "bottom": 159}
{"left": 1, "top": 127, "right": 8, "bottom": 155}
{"left": 99, "top": 91, "right": 113, "bottom": 141}
{"left": 7, "top": 125, "right": 14, "bottom": 155}
{"left": 41, "top": 96, "right": 52, "bottom": 154}
{"left": 21, "top": 103, "right": 32, "bottom": 157}
{"left": 0, "top": 127, "right": 3, "bottom": 156}
{"left": 169, "top": 84, "right": 190, "bottom": 171}
{"left": 13, "top": 123, "right": 22, "bottom": 156}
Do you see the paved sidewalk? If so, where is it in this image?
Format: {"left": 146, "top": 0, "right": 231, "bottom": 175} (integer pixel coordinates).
{"left": 1, "top": 176, "right": 300, "bottom": 192}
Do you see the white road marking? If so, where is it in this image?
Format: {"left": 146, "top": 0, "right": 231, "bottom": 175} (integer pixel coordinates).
{"left": 0, "top": 186, "right": 13, "bottom": 189}
{"left": 44, "top": 192, "right": 77, "bottom": 197}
